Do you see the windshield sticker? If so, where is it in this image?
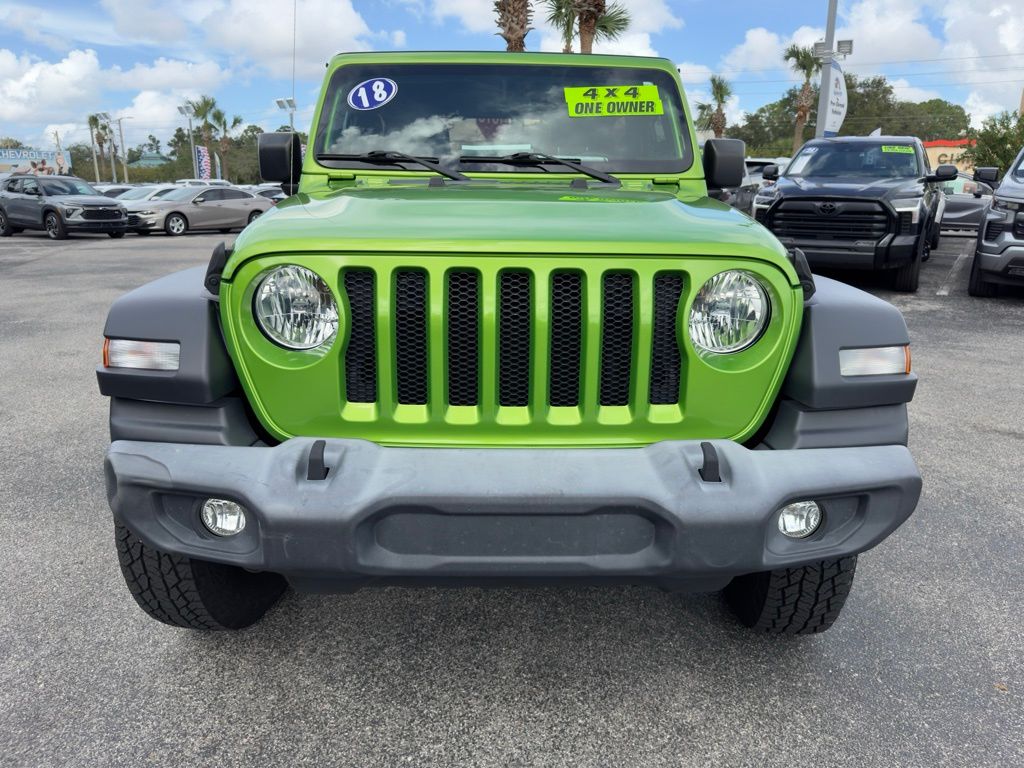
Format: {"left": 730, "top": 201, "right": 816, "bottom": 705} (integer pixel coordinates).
{"left": 881, "top": 145, "right": 914, "bottom": 154}
{"left": 564, "top": 85, "right": 663, "bottom": 118}
{"left": 346, "top": 78, "right": 398, "bottom": 111}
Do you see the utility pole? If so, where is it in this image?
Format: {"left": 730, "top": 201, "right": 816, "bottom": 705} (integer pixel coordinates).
{"left": 113, "top": 116, "right": 132, "bottom": 183}
{"left": 88, "top": 121, "right": 100, "bottom": 183}
{"left": 178, "top": 104, "right": 199, "bottom": 178}
{"left": 814, "top": 0, "right": 838, "bottom": 139}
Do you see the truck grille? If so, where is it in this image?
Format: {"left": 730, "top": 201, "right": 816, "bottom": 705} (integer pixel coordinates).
{"left": 769, "top": 200, "right": 891, "bottom": 241}
{"left": 82, "top": 208, "right": 122, "bottom": 221}
{"left": 340, "top": 264, "right": 685, "bottom": 414}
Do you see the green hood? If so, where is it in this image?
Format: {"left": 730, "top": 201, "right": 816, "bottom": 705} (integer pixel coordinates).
{"left": 225, "top": 183, "right": 796, "bottom": 282}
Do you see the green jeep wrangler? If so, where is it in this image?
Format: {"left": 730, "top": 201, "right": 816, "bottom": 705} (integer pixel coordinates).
{"left": 99, "top": 52, "right": 921, "bottom": 635}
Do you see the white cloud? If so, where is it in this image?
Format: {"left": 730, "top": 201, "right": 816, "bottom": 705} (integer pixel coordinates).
{"left": 0, "top": 49, "right": 103, "bottom": 123}
{"left": 391, "top": 30, "right": 408, "bottom": 47}
{"left": 429, "top": 0, "right": 495, "bottom": 34}
{"left": 203, "top": 0, "right": 374, "bottom": 78}
{"left": 99, "top": 0, "right": 189, "bottom": 44}
{"left": 889, "top": 78, "right": 941, "bottom": 103}
{"left": 676, "top": 61, "right": 714, "bottom": 86}
{"left": 107, "top": 58, "right": 229, "bottom": 92}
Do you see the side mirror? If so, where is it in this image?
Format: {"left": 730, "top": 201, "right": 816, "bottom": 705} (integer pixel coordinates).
{"left": 259, "top": 132, "right": 302, "bottom": 194}
{"left": 703, "top": 138, "right": 746, "bottom": 190}
{"left": 928, "top": 164, "right": 958, "bottom": 183}
{"left": 974, "top": 166, "right": 999, "bottom": 185}
{"left": 761, "top": 164, "right": 779, "bottom": 182}
{"left": 193, "top": 197, "right": 205, "bottom": 204}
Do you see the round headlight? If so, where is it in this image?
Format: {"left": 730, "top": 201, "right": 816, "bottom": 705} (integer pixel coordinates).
{"left": 688, "top": 270, "right": 769, "bottom": 354}
{"left": 254, "top": 265, "right": 338, "bottom": 350}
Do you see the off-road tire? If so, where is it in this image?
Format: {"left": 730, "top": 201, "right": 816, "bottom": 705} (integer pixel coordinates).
{"left": 0, "top": 208, "right": 12, "bottom": 236}
{"left": 45, "top": 211, "right": 68, "bottom": 240}
{"left": 967, "top": 252, "right": 997, "bottom": 297}
{"left": 164, "top": 213, "right": 188, "bottom": 236}
{"left": 724, "top": 556, "right": 858, "bottom": 635}
{"left": 115, "top": 523, "right": 286, "bottom": 630}
{"left": 108, "top": 231, "right": 125, "bottom": 239}
{"left": 890, "top": 237, "right": 924, "bottom": 292}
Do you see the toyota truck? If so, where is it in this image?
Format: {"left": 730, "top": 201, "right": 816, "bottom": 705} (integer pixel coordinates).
{"left": 99, "top": 52, "right": 921, "bottom": 635}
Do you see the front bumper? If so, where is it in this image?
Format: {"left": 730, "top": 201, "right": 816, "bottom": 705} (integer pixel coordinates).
{"left": 774, "top": 232, "right": 917, "bottom": 270}
{"left": 106, "top": 438, "right": 921, "bottom": 591}
{"left": 975, "top": 211, "right": 1024, "bottom": 284}
{"left": 67, "top": 219, "right": 127, "bottom": 233}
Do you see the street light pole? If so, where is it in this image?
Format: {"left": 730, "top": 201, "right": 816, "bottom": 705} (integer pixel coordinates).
{"left": 276, "top": 98, "right": 298, "bottom": 132}
{"left": 814, "top": 0, "right": 838, "bottom": 139}
{"left": 178, "top": 104, "right": 198, "bottom": 178}
{"left": 113, "top": 116, "right": 133, "bottom": 183}
{"left": 96, "top": 112, "right": 116, "bottom": 183}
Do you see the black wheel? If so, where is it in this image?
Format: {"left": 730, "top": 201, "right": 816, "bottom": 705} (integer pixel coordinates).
{"left": 108, "top": 231, "right": 125, "bottom": 239}
{"left": 115, "top": 524, "right": 286, "bottom": 630}
{"left": 164, "top": 213, "right": 188, "bottom": 236}
{"left": 967, "top": 251, "right": 997, "bottom": 297}
{"left": 44, "top": 211, "right": 68, "bottom": 240}
{"left": 247, "top": 210, "right": 262, "bottom": 224}
{"left": 0, "top": 208, "right": 13, "bottom": 237}
{"left": 724, "top": 556, "right": 858, "bottom": 635}
{"left": 890, "top": 236, "right": 924, "bottom": 292}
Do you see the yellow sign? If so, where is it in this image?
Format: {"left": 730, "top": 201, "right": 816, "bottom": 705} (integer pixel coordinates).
{"left": 881, "top": 145, "right": 915, "bottom": 154}
{"left": 564, "top": 85, "right": 664, "bottom": 118}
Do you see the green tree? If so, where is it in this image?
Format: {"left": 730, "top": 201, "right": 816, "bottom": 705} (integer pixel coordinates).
{"left": 143, "top": 134, "right": 162, "bottom": 153}
{"left": 187, "top": 95, "right": 218, "bottom": 174}
{"left": 0, "top": 137, "right": 25, "bottom": 148}
{"left": 698, "top": 75, "right": 732, "bottom": 138}
{"left": 962, "top": 111, "right": 1024, "bottom": 175}
{"left": 783, "top": 44, "right": 821, "bottom": 154}
{"left": 493, "top": 0, "right": 532, "bottom": 52}
{"left": 212, "top": 107, "right": 243, "bottom": 181}
{"left": 546, "top": 0, "right": 629, "bottom": 53}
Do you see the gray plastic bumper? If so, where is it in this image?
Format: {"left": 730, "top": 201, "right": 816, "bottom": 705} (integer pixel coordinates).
{"left": 105, "top": 438, "right": 921, "bottom": 591}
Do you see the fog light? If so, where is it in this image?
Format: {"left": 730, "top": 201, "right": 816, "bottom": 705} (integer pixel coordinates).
{"left": 778, "top": 501, "right": 822, "bottom": 538}
{"left": 201, "top": 499, "right": 247, "bottom": 536}
{"left": 104, "top": 338, "right": 180, "bottom": 370}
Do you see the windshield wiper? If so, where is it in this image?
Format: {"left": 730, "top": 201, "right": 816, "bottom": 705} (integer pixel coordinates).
{"left": 458, "top": 152, "right": 620, "bottom": 188}
{"left": 315, "top": 150, "right": 470, "bottom": 182}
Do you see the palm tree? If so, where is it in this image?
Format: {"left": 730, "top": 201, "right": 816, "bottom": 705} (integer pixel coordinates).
{"left": 784, "top": 44, "right": 821, "bottom": 154}
{"left": 494, "top": 0, "right": 532, "bottom": 52}
{"left": 547, "top": 0, "right": 630, "bottom": 53}
{"left": 187, "top": 95, "right": 218, "bottom": 176}
{"left": 701, "top": 75, "right": 732, "bottom": 139}
{"left": 212, "top": 108, "right": 243, "bottom": 181}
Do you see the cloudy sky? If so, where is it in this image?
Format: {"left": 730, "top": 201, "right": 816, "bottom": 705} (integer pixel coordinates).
{"left": 1, "top": 0, "right": 1022, "bottom": 152}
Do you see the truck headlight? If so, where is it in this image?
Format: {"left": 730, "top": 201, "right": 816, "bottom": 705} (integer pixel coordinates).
{"left": 892, "top": 197, "right": 924, "bottom": 224}
{"left": 254, "top": 265, "right": 338, "bottom": 350}
{"left": 992, "top": 197, "right": 1020, "bottom": 213}
{"left": 688, "top": 270, "right": 770, "bottom": 354}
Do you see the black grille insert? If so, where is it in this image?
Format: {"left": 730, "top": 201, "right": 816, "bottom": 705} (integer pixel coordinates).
{"left": 986, "top": 220, "right": 1005, "bottom": 241}
{"left": 82, "top": 208, "right": 122, "bottom": 221}
{"left": 343, "top": 270, "right": 378, "bottom": 403}
{"left": 499, "top": 271, "right": 531, "bottom": 407}
{"left": 600, "top": 272, "right": 634, "bottom": 406}
{"left": 549, "top": 272, "right": 583, "bottom": 407}
{"left": 770, "top": 201, "right": 890, "bottom": 241}
{"left": 649, "top": 273, "right": 684, "bottom": 405}
{"left": 394, "top": 270, "right": 428, "bottom": 405}
{"left": 447, "top": 271, "right": 479, "bottom": 406}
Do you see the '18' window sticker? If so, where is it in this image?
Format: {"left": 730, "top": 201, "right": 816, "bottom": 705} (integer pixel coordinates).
{"left": 347, "top": 78, "right": 398, "bottom": 111}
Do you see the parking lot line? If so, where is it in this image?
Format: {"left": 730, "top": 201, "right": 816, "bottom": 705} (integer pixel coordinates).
{"left": 937, "top": 247, "right": 971, "bottom": 296}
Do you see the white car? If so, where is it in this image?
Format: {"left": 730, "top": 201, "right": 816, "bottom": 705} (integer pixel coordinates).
{"left": 114, "top": 185, "right": 180, "bottom": 203}
{"left": 174, "top": 178, "right": 232, "bottom": 187}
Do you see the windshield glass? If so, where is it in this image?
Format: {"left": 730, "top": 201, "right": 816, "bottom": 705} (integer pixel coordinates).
{"left": 786, "top": 142, "right": 921, "bottom": 178}
{"left": 314, "top": 63, "right": 690, "bottom": 174}
{"left": 39, "top": 178, "right": 99, "bottom": 196}
{"left": 117, "top": 186, "right": 159, "bottom": 200}
{"left": 160, "top": 187, "right": 199, "bottom": 201}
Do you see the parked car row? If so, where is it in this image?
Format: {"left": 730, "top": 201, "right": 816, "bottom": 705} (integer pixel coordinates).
{"left": 0, "top": 174, "right": 281, "bottom": 240}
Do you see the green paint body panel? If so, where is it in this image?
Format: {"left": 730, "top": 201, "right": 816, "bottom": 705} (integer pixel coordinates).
{"left": 219, "top": 52, "right": 804, "bottom": 448}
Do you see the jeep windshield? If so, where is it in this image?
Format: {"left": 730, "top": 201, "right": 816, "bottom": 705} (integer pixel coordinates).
{"left": 785, "top": 142, "right": 922, "bottom": 179}
{"left": 313, "top": 63, "right": 691, "bottom": 175}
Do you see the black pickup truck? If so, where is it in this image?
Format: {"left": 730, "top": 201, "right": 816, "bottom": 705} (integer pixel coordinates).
{"left": 753, "top": 137, "right": 956, "bottom": 292}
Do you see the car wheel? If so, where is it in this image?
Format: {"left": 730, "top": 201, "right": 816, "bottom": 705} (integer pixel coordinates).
{"left": 108, "top": 231, "right": 125, "bottom": 239}
{"left": 929, "top": 222, "right": 940, "bottom": 251}
{"left": 44, "top": 211, "right": 68, "bottom": 240}
{"left": 0, "top": 209, "right": 12, "bottom": 236}
{"left": 890, "top": 236, "right": 924, "bottom": 292}
{"left": 967, "top": 251, "right": 997, "bottom": 297}
{"left": 248, "top": 211, "right": 262, "bottom": 224}
{"left": 164, "top": 213, "right": 188, "bottom": 236}
{"left": 724, "top": 556, "right": 858, "bottom": 635}
{"left": 115, "top": 524, "right": 286, "bottom": 630}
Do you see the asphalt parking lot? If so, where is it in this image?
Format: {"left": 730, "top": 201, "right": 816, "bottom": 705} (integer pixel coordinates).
{"left": 1, "top": 230, "right": 1022, "bottom": 767}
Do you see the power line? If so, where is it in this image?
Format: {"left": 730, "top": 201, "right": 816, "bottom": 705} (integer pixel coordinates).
{"left": 730, "top": 77, "right": 1024, "bottom": 96}
{"left": 703, "top": 65, "right": 1024, "bottom": 86}
{"left": 677, "top": 51, "right": 1024, "bottom": 76}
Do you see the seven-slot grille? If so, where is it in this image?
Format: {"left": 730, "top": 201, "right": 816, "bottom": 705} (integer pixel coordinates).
{"left": 769, "top": 200, "right": 891, "bottom": 241}
{"left": 341, "top": 266, "right": 685, "bottom": 414}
